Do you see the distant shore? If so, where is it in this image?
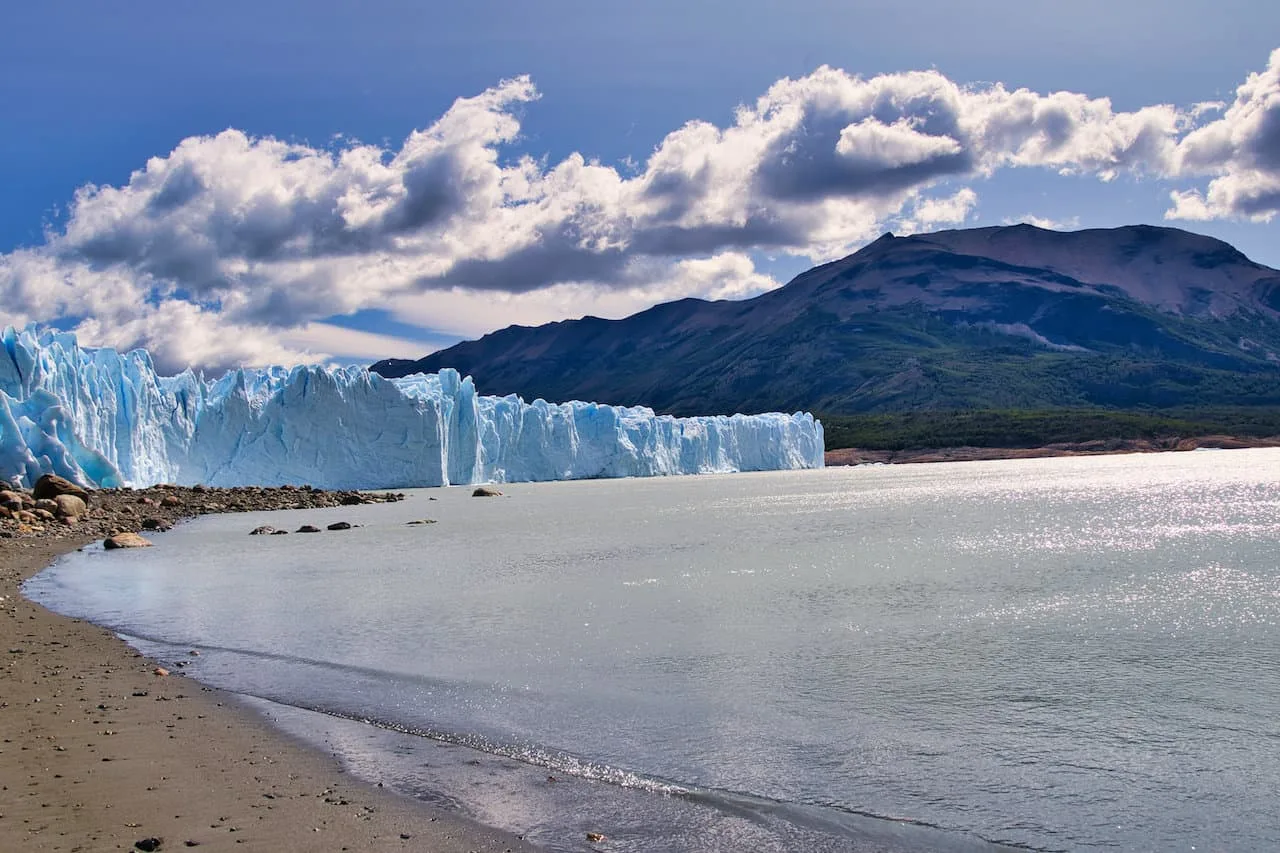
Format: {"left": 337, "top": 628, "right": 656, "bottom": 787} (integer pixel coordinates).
{"left": 0, "top": 485, "right": 537, "bottom": 853}
{"left": 824, "top": 434, "right": 1280, "bottom": 466}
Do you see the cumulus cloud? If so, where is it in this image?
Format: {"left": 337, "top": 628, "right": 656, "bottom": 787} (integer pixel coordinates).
{"left": 1165, "top": 48, "right": 1280, "bottom": 221}
{"left": 2, "top": 52, "right": 1279, "bottom": 369}
{"left": 897, "top": 187, "right": 979, "bottom": 233}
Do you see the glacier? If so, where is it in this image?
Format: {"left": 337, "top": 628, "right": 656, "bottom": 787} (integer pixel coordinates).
{"left": 0, "top": 327, "right": 824, "bottom": 490}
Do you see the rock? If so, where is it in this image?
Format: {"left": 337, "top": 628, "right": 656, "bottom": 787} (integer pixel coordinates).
{"left": 105, "top": 532, "right": 153, "bottom": 549}
{"left": 134, "top": 837, "right": 163, "bottom": 851}
{"left": 33, "top": 473, "right": 90, "bottom": 502}
{"left": 33, "top": 509, "right": 56, "bottom": 522}
{"left": 141, "top": 517, "right": 173, "bottom": 532}
{"left": 249, "top": 525, "right": 277, "bottom": 536}
{"left": 339, "top": 493, "right": 365, "bottom": 506}
{"left": 160, "top": 495, "right": 181, "bottom": 508}
{"left": 54, "top": 494, "right": 88, "bottom": 519}
{"left": 406, "top": 519, "right": 438, "bottom": 525}
{"left": 587, "top": 832, "right": 607, "bottom": 843}
{"left": 296, "top": 525, "right": 321, "bottom": 533}
{"left": 472, "top": 486, "right": 503, "bottom": 497}
{"left": 60, "top": 515, "right": 79, "bottom": 526}
{"left": 326, "top": 521, "right": 352, "bottom": 531}
{"left": 35, "top": 498, "right": 59, "bottom": 513}
{"left": 154, "top": 666, "right": 170, "bottom": 676}
{"left": 270, "top": 529, "right": 289, "bottom": 535}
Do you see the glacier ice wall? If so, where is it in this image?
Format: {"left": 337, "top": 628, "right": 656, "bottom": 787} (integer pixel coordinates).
{"left": 0, "top": 327, "right": 824, "bottom": 490}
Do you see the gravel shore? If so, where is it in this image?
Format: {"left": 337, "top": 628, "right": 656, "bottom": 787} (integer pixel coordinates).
{"left": 0, "top": 484, "right": 538, "bottom": 852}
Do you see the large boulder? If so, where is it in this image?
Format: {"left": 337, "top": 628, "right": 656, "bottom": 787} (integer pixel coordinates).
{"left": 53, "top": 494, "right": 87, "bottom": 519}
{"left": 33, "top": 474, "right": 90, "bottom": 503}
{"left": 104, "top": 532, "right": 152, "bottom": 549}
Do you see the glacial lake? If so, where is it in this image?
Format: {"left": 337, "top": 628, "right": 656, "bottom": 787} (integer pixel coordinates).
{"left": 28, "top": 450, "right": 1280, "bottom": 851}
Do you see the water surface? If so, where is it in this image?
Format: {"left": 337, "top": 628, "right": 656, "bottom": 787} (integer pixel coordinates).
{"left": 29, "top": 451, "right": 1280, "bottom": 851}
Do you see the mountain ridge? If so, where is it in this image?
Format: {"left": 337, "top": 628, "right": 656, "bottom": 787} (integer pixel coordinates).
{"left": 373, "top": 224, "right": 1280, "bottom": 416}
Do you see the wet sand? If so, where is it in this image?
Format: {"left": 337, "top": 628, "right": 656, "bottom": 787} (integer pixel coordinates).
{"left": 1, "top": 533, "right": 539, "bottom": 852}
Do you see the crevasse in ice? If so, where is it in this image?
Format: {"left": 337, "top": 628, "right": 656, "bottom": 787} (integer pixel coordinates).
{"left": 0, "top": 327, "right": 825, "bottom": 489}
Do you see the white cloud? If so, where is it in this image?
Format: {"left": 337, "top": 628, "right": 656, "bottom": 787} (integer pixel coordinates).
{"left": 275, "top": 323, "right": 448, "bottom": 366}
{"left": 898, "top": 187, "right": 979, "bottom": 232}
{"left": 2, "top": 52, "right": 1279, "bottom": 368}
{"left": 1165, "top": 48, "right": 1280, "bottom": 221}
{"left": 386, "top": 251, "right": 781, "bottom": 340}
{"left": 1001, "top": 213, "right": 1082, "bottom": 230}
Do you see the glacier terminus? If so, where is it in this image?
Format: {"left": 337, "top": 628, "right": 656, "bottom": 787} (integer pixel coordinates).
{"left": 0, "top": 327, "right": 824, "bottom": 490}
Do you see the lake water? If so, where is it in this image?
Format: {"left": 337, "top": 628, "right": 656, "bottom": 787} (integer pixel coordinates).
{"left": 27, "top": 451, "right": 1280, "bottom": 851}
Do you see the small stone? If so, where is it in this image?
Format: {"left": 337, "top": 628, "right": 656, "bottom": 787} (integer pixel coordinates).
{"left": 248, "top": 525, "right": 277, "bottom": 536}
{"left": 296, "top": 525, "right": 321, "bottom": 533}
{"left": 141, "top": 518, "right": 173, "bottom": 532}
{"left": 154, "top": 667, "right": 170, "bottom": 677}
{"left": 270, "top": 529, "right": 289, "bottom": 535}
{"left": 587, "top": 832, "right": 607, "bottom": 843}
{"left": 134, "top": 838, "right": 163, "bottom": 852}
{"left": 472, "top": 486, "right": 503, "bottom": 497}
{"left": 326, "top": 521, "right": 352, "bottom": 531}
{"left": 160, "top": 495, "right": 181, "bottom": 508}
{"left": 105, "top": 532, "right": 153, "bottom": 549}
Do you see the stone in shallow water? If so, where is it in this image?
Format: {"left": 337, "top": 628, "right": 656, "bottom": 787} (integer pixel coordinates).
{"left": 104, "top": 532, "right": 152, "bottom": 549}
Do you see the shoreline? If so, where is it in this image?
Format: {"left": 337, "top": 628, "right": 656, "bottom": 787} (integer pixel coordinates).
{"left": 1, "top": 491, "right": 538, "bottom": 853}
{"left": 823, "top": 434, "right": 1280, "bottom": 466}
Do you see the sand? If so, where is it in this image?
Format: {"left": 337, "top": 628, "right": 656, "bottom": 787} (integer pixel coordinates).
{"left": 1, "top": 533, "right": 540, "bottom": 853}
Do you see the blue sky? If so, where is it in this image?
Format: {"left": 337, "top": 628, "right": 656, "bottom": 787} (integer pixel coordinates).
{"left": 2, "top": 1, "right": 1279, "bottom": 370}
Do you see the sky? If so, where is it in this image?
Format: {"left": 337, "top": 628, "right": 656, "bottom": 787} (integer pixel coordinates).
{"left": 3, "top": 0, "right": 1280, "bottom": 372}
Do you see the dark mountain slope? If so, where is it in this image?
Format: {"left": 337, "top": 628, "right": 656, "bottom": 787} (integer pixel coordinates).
{"left": 373, "top": 225, "right": 1280, "bottom": 415}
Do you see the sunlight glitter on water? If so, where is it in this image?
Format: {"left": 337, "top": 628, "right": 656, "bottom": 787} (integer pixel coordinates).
{"left": 27, "top": 449, "right": 1280, "bottom": 852}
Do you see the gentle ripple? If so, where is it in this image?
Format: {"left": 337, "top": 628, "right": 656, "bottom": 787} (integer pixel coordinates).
{"left": 27, "top": 449, "right": 1280, "bottom": 851}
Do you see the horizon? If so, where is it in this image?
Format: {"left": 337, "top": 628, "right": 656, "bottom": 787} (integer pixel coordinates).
{"left": 3, "top": 2, "right": 1279, "bottom": 371}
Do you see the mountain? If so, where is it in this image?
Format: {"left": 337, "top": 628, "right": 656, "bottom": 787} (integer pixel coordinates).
{"left": 372, "top": 225, "right": 1280, "bottom": 416}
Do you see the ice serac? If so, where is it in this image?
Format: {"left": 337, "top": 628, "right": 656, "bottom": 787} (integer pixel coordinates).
{"left": 0, "top": 327, "right": 825, "bottom": 489}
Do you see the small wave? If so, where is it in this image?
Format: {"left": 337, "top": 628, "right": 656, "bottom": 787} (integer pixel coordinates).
{"left": 234, "top": 691, "right": 1037, "bottom": 852}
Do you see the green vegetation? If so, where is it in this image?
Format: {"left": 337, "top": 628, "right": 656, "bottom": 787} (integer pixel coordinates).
{"left": 818, "top": 408, "right": 1280, "bottom": 451}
